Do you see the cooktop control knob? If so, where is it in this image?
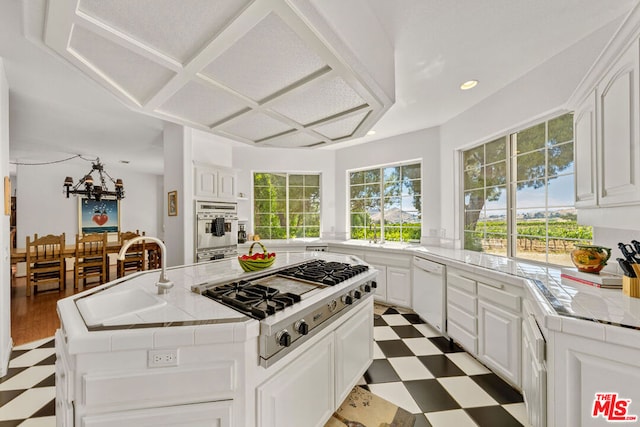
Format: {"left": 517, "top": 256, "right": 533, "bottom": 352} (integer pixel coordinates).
{"left": 371, "top": 281, "right": 378, "bottom": 289}
{"left": 295, "top": 320, "right": 309, "bottom": 335}
{"left": 353, "top": 290, "right": 362, "bottom": 300}
{"left": 276, "top": 330, "right": 292, "bottom": 347}
{"left": 341, "top": 294, "right": 353, "bottom": 305}
{"left": 363, "top": 284, "right": 371, "bottom": 293}
{"left": 328, "top": 299, "right": 338, "bottom": 312}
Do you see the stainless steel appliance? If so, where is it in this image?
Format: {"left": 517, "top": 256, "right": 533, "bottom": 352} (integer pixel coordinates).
{"left": 195, "top": 200, "right": 238, "bottom": 262}
{"left": 193, "top": 258, "right": 377, "bottom": 367}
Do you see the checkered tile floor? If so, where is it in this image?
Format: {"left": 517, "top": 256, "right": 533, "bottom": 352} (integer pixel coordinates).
{"left": 0, "top": 307, "right": 529, "bottom": 426}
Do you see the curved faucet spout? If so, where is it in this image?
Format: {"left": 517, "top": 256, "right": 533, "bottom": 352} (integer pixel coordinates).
{"left": 117, "top": 236, "right": 173, "bottom": 294}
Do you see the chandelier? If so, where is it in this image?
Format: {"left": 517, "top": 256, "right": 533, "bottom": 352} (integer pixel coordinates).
{"left": 63, "top": 158, "right": 124, "bottom": 200}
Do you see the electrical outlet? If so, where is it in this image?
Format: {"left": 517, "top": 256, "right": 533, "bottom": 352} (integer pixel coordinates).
{"left": 148, "top": 349, "right": 178, "bottom": 368}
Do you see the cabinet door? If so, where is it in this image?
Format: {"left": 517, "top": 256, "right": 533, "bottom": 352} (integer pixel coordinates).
{"left": 478, "top": 300, "right": 521, "bottom": 387}
{"left": 522, "top": 317, "right": 546, "bottom": 427}
{"left": 574, "top": 90, "right": 598, "bottom": 207}
{"left": 257, "top": 333, "right": 335, "bottom": 427}
{"left": 386, "top": 267, "right": 411, "bottom": 307}
{"left": 369, "top": 263, "right": 387, "bottom": 301}
{"left": 195, "top": 167, "right": 218, "bottom": 198}
{"left": 218, "top": 171, "right": 236, "bottom": 200}
{"left": 81, "top": 400, "right": 233, "bottom": 426}
{"left": 335, "top": 302, "right": 373, "bottom": 406}
{"left": 598, "top": 41, "right": 640, "bottom": 206}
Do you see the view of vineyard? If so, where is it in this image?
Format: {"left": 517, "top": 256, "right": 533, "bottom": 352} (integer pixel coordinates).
{"left": 463, "top": 113, "right": 593, "bottom": 266}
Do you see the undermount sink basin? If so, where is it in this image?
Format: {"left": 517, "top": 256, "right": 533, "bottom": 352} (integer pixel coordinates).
{"left": 76, "top": 288, "right": 167, "bottom": 326}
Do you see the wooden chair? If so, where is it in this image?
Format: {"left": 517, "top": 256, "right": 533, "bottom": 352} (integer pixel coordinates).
{"left": 74, "top": 232, "right": 107, "bottom": 290}
{"left": 117, "top": 231, "right": 146, "bottom": 278}
{"left": 26, "top": 233, "right": 65, "bottom": 296}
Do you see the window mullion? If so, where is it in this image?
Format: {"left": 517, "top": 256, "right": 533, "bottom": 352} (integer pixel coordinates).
{"left": 508, "top": 133, "right": 516, "bottom": 259}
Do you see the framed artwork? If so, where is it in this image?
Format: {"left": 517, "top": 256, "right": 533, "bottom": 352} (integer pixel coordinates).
{"left": 79, "top": 198, "right": 120, "bottom": 234}
{"left": 168, "top": 190, "right": 178, "bottom": 216}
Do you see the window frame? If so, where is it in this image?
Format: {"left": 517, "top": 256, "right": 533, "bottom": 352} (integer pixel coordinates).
{"left": 460, "top": 112, "right": 591, "bottom": 266}
{"left": 347, "top": 160, "right": 422, "bottom": 243}
{"left": 252, "top": 171, "right": 322, "bottom": 240}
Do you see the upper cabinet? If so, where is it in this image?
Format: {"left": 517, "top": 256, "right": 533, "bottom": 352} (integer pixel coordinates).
{"left": 597, "top": 40, "right": 640, "bottom": 207}
{"left": 573, "top": 91, "right": 597, "bottom": 208}
{"left": 194, "top": 163, "right": 237, "bottom": 201}
{"left": 569, "top": 3, "right": 640, "bottom": 226}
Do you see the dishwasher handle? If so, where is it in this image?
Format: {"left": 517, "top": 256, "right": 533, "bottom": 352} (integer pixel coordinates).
{"left": 413, "top": 256, "right": 444, "bottom": 274}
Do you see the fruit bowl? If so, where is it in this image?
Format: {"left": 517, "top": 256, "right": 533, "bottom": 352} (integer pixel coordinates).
{"left": 238, "top": 242, "right": 276, "bottom": 272}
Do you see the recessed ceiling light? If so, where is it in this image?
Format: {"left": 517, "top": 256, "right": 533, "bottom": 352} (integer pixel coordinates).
{"left": 367, "top": 130, "right": 376, "bottom": 135}
{"left": 460, "top": 80, "right": 479, "bottom": 90}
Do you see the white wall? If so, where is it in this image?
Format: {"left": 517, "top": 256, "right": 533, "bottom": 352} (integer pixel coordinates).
{"left": 15, "top": 161, "right": 160, "bottom": 246}
{"left": 334, "top": 127, "right": 441, "bottom": 242}
{"left": 0, "top": 59, "right": 11, "bottom": 377}
{"left": 192, "top": 129, "right": 233, "bottom": 168}
{"left": 231, "top": 146, "right": 336, "bottom": 238}
{"left": 438, "top": 18, "right": 622, "bottom": 247}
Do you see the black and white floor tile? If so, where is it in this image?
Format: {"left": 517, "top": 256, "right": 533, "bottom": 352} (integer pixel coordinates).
{"left": 0, "top": 307, "right": 530, "bottom": 427}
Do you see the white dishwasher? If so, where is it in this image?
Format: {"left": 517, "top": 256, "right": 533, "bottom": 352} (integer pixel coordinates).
{"left": 412, "top": 256, "right": 446, "bottom": 334}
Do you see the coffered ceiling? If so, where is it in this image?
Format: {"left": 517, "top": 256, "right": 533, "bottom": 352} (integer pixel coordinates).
{"left": 43, "top": 0, "right": 393, "bottom": 149}
{"left": 1, "top": 0, "right": 638, "bottom": 173}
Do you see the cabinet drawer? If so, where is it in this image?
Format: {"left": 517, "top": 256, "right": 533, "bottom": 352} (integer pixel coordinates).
{"left": 478, "top": 282, "right": 521, "bottom": 312}
{"left": 447, "top": 303, "right": 476, "bottom": 334}
{"left": 447, "top": 272, "right": 476, "bottom": 294}
{"left": 447, "top": 321, "right": 477, "bottom": 355}
{"left": 448, "top": 286, "right": 476, "bottom": 314}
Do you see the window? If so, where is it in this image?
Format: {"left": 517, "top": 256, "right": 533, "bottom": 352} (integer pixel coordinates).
{"left": 253, "top": 173, "right": 320, "bottom": 239}
{"left": 349, "top": 162, "right": 421, "bottom": 242}
{"left": 463, "top": 113, "right": 593, "bottom": 266}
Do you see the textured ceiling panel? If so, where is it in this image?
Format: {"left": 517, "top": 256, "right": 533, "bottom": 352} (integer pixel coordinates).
{"left": 313, "top": 111, "right": 369, "bottom": 140}
{"left": 78, "top": 0, "right": 252, "bottom": 63}
{"left": 268, "top": 76, "right": 367, "bottom": 125}
{"left": 201, "top": 12, "right": 327, "bottom": 102}
{"left": 262, "top": 131, "right": 322, "bottom": 148}
{"left": 156, "top": 81, "right": 248, "bottom": 127}
{"left": 69, "top": 25, "right": 175, "bottom": 104}
{"left": 217, "top": 111, "right": 292, "bottom": 141}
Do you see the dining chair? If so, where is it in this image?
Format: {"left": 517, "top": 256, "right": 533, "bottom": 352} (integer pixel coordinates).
{"left": 117, "top": 231, "right": 146, "bottom": 278}
{"left": 25, "top": 233, "right": 66, "bottom": 296}
{"left": 74, "top": 232, "right": 108, "bottom": 290}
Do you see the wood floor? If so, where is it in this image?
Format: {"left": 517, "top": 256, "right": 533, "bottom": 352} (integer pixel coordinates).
{"left": 10, "top": 267, "right": 117, "bottom": 345}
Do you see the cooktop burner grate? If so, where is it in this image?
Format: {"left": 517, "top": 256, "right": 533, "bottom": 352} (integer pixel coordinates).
{"left": 279, "top": 260, "right": 369, "bottom": 286}
{"left": 205, "top": 282, "right": 301, "bottom": 319}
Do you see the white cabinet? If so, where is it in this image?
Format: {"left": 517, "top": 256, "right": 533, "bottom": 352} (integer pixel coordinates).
{"left": 257, "top": 333, "right": 335, "bottom": 427}
{"left": 597, "top": 40, "right": 640, "bottom": 207}
{"left": 446, "top": 270, "right": 478, "bottom": 355}
{"left": 81, "top": 401, "right": 232, "bottom": 426}
{"left": 549, "top": 327, "right": 640, "bottom": 427}
{"left": 369, "top": 263, "right": 387, "bottom": 301}
{"left": 478, "top": 299, "right": 521, "bottom": 386}
{"left": 194, "top": 163, "right": 236, "bottom": 200}
{"left": 522, "top": 301, "right": 546, "bottom": 427}
{"left": 386, "top": 267, "right": 411, "bottom": 307}
{"left": 445, "top": 269, "right": 523, "bottom": 388}
{"left": 335, "top": 301, "right": 374, "bottom": 406}
{"left": 574, "top": 91, "right": 598, "bottom": 208}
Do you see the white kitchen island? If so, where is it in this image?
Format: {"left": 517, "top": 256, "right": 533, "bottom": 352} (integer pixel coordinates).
{"left": 55, "top": 252, "right": 375, "bottom": 427}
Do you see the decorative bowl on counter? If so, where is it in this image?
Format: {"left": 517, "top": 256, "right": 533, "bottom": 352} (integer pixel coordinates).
{"left": 238, "top": 242, "right": 276, "bottom": 272}
{"left": 570, "top": 244, "right": 611, "bottom": 274}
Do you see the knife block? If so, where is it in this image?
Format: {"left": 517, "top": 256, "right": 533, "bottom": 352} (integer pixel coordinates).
{"left": 623, "top": 276, "right": 640, "bottom": 298}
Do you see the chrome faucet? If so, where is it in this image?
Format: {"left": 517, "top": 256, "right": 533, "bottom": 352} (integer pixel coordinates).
{"left": 117, "top": 236, "right": 173, "bottom": 295}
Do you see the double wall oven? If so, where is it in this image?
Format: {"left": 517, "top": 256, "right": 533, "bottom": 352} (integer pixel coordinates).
{"left": 195, "top": 200, "right": 238, "bottom": 262}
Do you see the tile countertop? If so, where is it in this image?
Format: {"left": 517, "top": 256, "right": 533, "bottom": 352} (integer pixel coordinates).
{"left": 326, "top": 240, "right": 640, "bottom": 332}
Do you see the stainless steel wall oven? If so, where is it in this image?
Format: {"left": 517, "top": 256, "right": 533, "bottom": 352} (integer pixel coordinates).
{"left": 195, "top": 200, "right": 238, "bottom": 262}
